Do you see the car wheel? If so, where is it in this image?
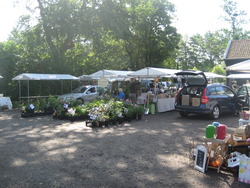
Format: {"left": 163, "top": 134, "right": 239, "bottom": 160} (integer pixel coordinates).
{"left": 210, "top": 106, "right": 220, "bottom": 119}
{"left": 179, "top": 112, "right": 188, "bottom": 117}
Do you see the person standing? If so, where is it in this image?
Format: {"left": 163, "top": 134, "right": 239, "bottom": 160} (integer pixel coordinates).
{"left": 129, "top": 78, "right": 140, "bottom": 104}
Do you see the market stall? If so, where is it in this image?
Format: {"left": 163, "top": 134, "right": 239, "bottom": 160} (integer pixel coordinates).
{"left": 78, "top": 70, "right": 135, "bottom": 91}
{"left": 129, "top": 67, "right": 180, "bottom": 113}
{"left": 12, "top": 73, "right": 79, "bottom": 102}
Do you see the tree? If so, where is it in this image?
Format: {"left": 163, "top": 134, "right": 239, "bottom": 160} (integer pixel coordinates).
{"left": 176, "top": 31, "right": 229, "bottom": 72}
{"left": 221, "top": 0, "right": 248, "bottom": 39}
{"left": 0, "top": 41, "right": 20, "bottom": 97}
{"left": 2, "top": 0, "right": 180, "bottom": 100}
{"left": 92, "top": 0, "right": 180, "bottom": 70}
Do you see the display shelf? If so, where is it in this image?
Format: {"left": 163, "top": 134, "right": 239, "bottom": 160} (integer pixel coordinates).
{"left": 203, "top": 136, "right": 229, "bottom": 173}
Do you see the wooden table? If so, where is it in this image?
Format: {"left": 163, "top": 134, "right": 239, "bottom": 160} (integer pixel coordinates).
{"left": 157, "top": 98, "right": 175, "bottom": 112}
{"left": 0, "top": 97, "right": 12, "bottom": 109}
{"left": 203, "top": 137, "right": 229, "bottom": 173}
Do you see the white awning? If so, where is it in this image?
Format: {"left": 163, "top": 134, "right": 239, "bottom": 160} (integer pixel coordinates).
{"left": 204, "top": 72, "right": 225, "bottom": 79}
{"left": 89, "top": 70, "right": 134, "bottom": 77}
{"left": 227, "top": 74, "right": 250, "bottom": 79}
{"left": 226, "top": 59, "right": 250, "bottom": 72}
{"left": 78, "top": 70, "right": 134, "bottom": 81}
{"left": 128, "top": 67, "right": 180, "bottom": 78}
{"left": 12, "top": 73, "right": 79, "bottom": 80}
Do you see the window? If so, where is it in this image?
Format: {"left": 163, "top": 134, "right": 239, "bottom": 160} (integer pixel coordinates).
{"left": 89, "top": 87, "right": 96, "bottom": 93}
{"left": 215, "top": 86, "right": 224, "bottom": 95}
{"left": 223, "top": 87, "right": 235, "bottom": 97}
{"left": 207, "top": 87, "right": 216, "bottom": 96}
{"left": 238, "top": 87, "right": 247, "bottom": 96}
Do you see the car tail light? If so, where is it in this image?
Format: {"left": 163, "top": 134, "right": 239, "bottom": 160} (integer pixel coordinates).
{"left": 201, "top": 88, "right": 209, "bottom": 104}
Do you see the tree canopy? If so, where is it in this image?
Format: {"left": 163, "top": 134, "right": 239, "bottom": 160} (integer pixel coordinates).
{"left": 0, "top": 0, "right": 249, "bottom": 100}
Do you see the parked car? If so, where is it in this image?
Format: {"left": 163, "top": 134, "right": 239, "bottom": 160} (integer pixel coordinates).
{"left": 58, "top": 85, "right": 104, "bottom": 104}
{"left": 236, "top": 84, "right": 250, "bottom": 109}
{"left": 174, "top": 70, "right": 239, "bottom": 119}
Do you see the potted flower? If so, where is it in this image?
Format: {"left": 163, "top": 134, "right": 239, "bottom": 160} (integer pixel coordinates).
{"left": 53, "top": 99, "right": 68, "bottom": 120}
{"left": 21, "top": 103, "right": 35, "bottom": 117}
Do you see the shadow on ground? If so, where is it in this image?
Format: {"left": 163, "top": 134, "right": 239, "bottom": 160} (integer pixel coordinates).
{"left": 0, "top": 110, "right": 248, "bottom": 188}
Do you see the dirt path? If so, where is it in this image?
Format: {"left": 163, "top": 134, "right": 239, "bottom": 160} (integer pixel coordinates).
{"left": 0, "top": 110, "right": 248, "bottom": 188}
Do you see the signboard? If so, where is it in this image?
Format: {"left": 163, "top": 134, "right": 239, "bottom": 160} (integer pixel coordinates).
{"left": 98, "top": 78, "right": 109, "bottom": 87}
{"left": 194, "top": 145, "right": 207, "bottom": 173}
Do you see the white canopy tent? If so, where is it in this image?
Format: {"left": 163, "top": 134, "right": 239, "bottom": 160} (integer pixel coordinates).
{"left": 128, "top": 67, "right": 180, "bottom": 78}
{"left": 12, "top": 73, "right": 78, "bottom": 80}
{"left": 12, "top": 73, "right": 79, "bottom": 102}
{"left": 204, "top": 72, "right": 226, "bottom": 79}
{"left": 90, "top": 70, "right": 134, "bottom": 78}
{"left": 78, "top": 70, "right": 134, "bottom": 81}
{"left": 227, "top": 74, "right": 250, "bottom": 79}
{"left": 226, "top": 59, "right": 250, "bottom": 72}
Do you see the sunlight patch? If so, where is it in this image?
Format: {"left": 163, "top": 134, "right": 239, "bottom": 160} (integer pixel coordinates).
{"left": 156, "top": 154, "right": 187, "bottom": 168}
{"left": 11, "top": 158, "right": 27, "bottom": 167}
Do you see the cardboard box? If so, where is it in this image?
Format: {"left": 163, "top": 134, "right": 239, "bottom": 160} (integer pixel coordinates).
{"left": 182, "top": 95, "right": 190, "bottom": 106}
{"left": 192, "top": 97, "right": 200, "bottom": 107}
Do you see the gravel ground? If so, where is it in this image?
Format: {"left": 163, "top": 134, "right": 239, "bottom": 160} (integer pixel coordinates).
{"left": 0, "top": 110, "right": 249, "bottom": 188}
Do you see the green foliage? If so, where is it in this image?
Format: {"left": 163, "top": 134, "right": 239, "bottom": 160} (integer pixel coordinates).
{"left": 136, "top": 105, "right": 145, "bottom": 115}
{"left": 74, "top": 106, "right": 88, "bottom": 117}
{"left": 221, "top": 0, "right": 248, "bottom": 39}
{"left": 176, "top": 30, "right": 231, "bottom": 72}
{"left": 5, "top": 0, "right": 250, "bottom": 101}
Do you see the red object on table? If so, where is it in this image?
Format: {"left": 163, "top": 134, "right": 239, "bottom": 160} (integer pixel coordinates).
{"left": 216, "top": 124, "right": 227, "bottom": 140}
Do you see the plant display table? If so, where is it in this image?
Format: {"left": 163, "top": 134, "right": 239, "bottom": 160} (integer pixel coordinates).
{"left": 157, "top": 98, "right": 175, "bottom": 112}
{"left": 0, "top": 97, "right": 12, "bottom": 109}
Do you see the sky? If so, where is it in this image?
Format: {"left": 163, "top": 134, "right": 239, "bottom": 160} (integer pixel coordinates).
{"left": 0, "top": 0, "right": 249, "bottom": 42}
{"left": 168, "top": 0, "right": 250, "bottom": 36}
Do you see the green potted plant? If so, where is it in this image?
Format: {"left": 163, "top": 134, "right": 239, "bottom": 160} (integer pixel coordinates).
{"left": 136, "top": 105, "right": 145, "bottom": 120}
{"left": 21, "top": 103, "right": 35, "bottom": 117}
{"left": 45, "top": 96, "right": 57, "bottom": 115}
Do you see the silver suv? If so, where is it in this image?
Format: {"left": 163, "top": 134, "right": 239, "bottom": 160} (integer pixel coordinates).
{"left": 58, "top": 85, "right": 103, "bottom": 104}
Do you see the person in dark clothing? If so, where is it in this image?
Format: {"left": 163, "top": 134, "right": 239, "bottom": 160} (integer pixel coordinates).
{"left": 129, "top": 78, "right": 140, "bottom": 104}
